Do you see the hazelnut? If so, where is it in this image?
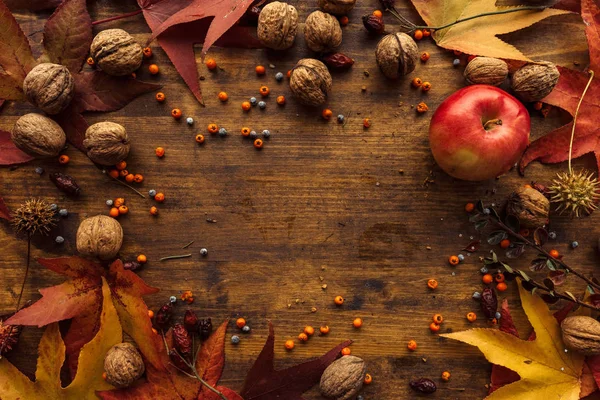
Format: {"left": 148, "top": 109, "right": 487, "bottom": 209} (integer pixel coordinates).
{"left": 304, "top": 11, "right": 342, "bottom": 53}
{"left": 320, "top": 355, "right": 366, "bottom": 400}
{"left": 90, "top": 29, "right": 143, "bottom": 76}
{"left": 11, "top": 113, "right": 66, "bottom": 158}
{"left": 464, "top": 57, "right": 509, "bottom": 87}
{"left": 257, "top": 2, "right": 299, "bottom": 50}
{"left": 104, "top": 342, "right": 145, "bottom": 388}
{"left": 511, "top": 61, "right": 560, "bottom": 102}
{"left": 83, "top": 122, "right": 130, "bottom": 166}
{"left": 318, "top": 0, "right": 357, "bottom": 15}
{"left": 76, "top": 215, "right": 123, "bottom": 260}
{"left": 23, "top": 63, "right": 74, "bottom": 115}
{"left": 506, "top": 186, "right": 550, "bottom": 228}
{"left": 289, "top": 58, "right": 332, "bottom": 107}
{"left": 376, "top": 33, "right": 419, "bottom": 79}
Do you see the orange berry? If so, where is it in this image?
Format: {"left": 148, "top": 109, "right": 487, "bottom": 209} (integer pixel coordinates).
{"left": 372, "top": 10, "right": 383, "bottom": 18}
{"left": 364, "top": 373, "right": 373, "bottom": 385}
{"left": 137, "top": 254, "right": 147, "bottom": 264}
{"left": 465, "top": 202, "right": 475, "bottom": 212}
{"left": 114, "top": 198, "right": 125, "bottom": 207}
{"left": 108, "top": 169, "right": 119, "bottom": 179}
{"left": 276, "top": 95, "right": 286, "bottom": 105}
{"left": 339, "top": 16, "right": 349, "bottom": 26}
{"left": 423, "top": 29, "right": 431, "bottom": 37}
{"left": 208, "top": 123, "right": 219, "bottom": 134}
{"left": 407, "top": 340, "right": 417, "bottom": 351}
{"left": 433, "top": 313, "right": 443, "bottom": 324}
{"left": 421, "top": 82, "right": 431, "bottom": 92}
{"left": 427, "top": 279, "right": 438, "bottom": 290}
{"left": 549, "top": 249, "right": 560, "bottom": 258}
{"left": 206, "top": 58, "right": 217, "bottom": 70}
{"left": 58, "top": 154, "right": 69, "bottom": 164}
{"left": 414, "top": 29, "right": 423, "bottom": 40}
{"left": 533, "top": 101, "right": 543, "bottom": 111}
{"left": 109, "top": 207, "right": 119, "bottom": 218}
{"left": 304, "top": 326, "right": 315, "bottom": 336}
{"left": 242, "top": 101, "right": 251, "bottom": 111}
{"left": 466, "top": 312, "right": 477, "bottom": 322}
{"left": 353, "top": 318, "right": 363, "bottom": 328}
{"left": 155, "top": 147, "right": 165, "bottom": 158}
{"left": 500, "top": 239, "right": 510, "bottom": 249}
{"left": 286, "top": 70, "right": 292, "bottom": 78}
{"left": 448, "top": 255, "right": 459, "bottom": 266}
{"left": 334, "top": 295, "right": 344, "bottom": 305}
{"left": 102, "top": 372, "right": 107, "bottom": 380}
{"left": 495, "top": 273, "right": 505, "bottom": 283}
{"left": 119, "top": 169, "right": 129, "bottom": 178}
{"left": 150, "top": 206, "right": 159, "bottom": 216}
{"left": 125, "top": 173, "right": 134, "bottom": 183}
{"left": 429, "top": 322, "right": 440, "bottom": 332}
{"left": 171, "top": 108, "right": 182, "bottom": 119}
{"left": 285, "top": 340, "right": 295, "bottom": 350}
{"left": 496, "top": 282, "right": 508, "bottom": 292}
{"left": 298, "top": 332, "right": 308, "bottom": 342}
{"left": 320, "top": 325, "right": 330, "bottom": 335}
{"left": 341, "top": 347, "right": 351, "bottom": 356}
{"left": 236, "top": 318, "right": 246, "bottom": 328}
{"left": 241, "top": 127, "right": 251, "bottom": 137}
{"left": 195, "top": 134, "right": 205, "bottom": 144}
{"left": 148, "top": 64, "right": 159, "bottom": 75}
{"left": 155, "top": 92, "right": 166, "bottom": 102}
{"left": 363, "top": 118, "right": 371, "bottom": 128}
{"left": 115, "top": 161, "right": 127, "bottom": 171}
{"left": 482, "top": 274, "right": 494, "bottom": 284}
{"left": 416, "top": 102, "right": 428, "bottom": 113}
{"left": 143, "top": 47, "right": 152, "bottom": 58}
{"left": 154, "top": 193, "right": 165, "bottom": 203}
{"left": 148, "top": 310, "right": 154, "bottom": 318}
{"left": 524, "top": 184, "right": 532, "bottom": 188}
{"left": 218, "top": 91, "right": 228, "bottom": 102}
{"left": 259, "top": 85, "right": 270, "bottom": 97}
{"left": 420, "top": 52, "right": 430, "bottom": 62}
{"left": 253, "top": 138, "right": 264, "bottom": 149}
{"left": 411, "top": 77, "right": 423, "bottom": 88}
{"left": 322, "top": 109, "right": 333, "bottom": 120}
{"left": 134, "top": 174, "right": 144, "bottom": 183}
{"left": 441, "top": 371, "right": 451, "bottom": 381}
{"left": 255, "top": 65, "right": 266, "bottom": 75}
{"left": 86, "top": 57, "right": 95, "bottom": 66}
{"left": 118, "top": 205, "right": 129, "bottom": 215}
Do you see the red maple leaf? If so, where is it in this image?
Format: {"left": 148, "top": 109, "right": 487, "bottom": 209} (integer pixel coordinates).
{"left": 0, "top": 129, "right": 34, "bottom": 166}
{"left": 520, "top": 0, "right": 600, "bottom": 173}
{"left": 0, "top": 195, "right": 11, "bottom": 221}
{"left": 138, "top": 0, "right": 262, "bottom": 105}
{"left": 4, "top": 0, "right": 61, "bottom": 11}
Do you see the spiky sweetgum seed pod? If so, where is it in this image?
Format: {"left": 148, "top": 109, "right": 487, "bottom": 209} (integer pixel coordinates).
{"left": 548, "top": 170, "right": 600, "bottom": 217}
{"left": 12, "top": 198, "right": 57, "bottom": 236}
{"left": 0, "top": 315, "right": 23, "bottom": 355}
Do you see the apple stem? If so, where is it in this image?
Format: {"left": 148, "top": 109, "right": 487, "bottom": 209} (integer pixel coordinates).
{"left": 568, "top": 70, "right": 594, "bottom": 175}
{"left": 483, "top": 118, "right": 502, "bottom": 130}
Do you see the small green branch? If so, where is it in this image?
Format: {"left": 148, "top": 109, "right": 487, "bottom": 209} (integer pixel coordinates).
{"left": 159, "top": 254, "right": 192, "bottom": 262}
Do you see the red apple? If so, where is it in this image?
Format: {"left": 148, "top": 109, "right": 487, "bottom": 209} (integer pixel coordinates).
{"left": 429, "top": 85, "right": 530, "bottom": 181}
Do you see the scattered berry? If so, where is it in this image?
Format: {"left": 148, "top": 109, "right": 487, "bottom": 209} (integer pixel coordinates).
{"left": 421, "top": 82, "right": 431, "bottom": 91}
{"left": 304, "top": 326, "right": 315, "bottom": 336}
{"left": 420, "top": 52, "right": 430, "bottom": 62}
{"left": 249, "top": 130, "right": 258, "bottom": 139}
{"left": 276, "top": 95, "right": 286, "bottom": 105}
{"left": 466, "top": 312, "right": 477, "bottom": 322}
{"left": 465, "top": 202, "right": 475, "bottom": 212}
{"left": 87, "top": 57, "right": 95, "bottom": 66}
{"left": 482, "top": 274, "right": 493, "bottom": 284}
{"left": 458, "top": 254, "right": 465, "bottom": 262}
{"left": 253, "top": 138, "right": 264, "bottom": 149}
{"left": 255, "top": 65, "right": 266, "bottom": 75}
{"left": 106, "top": 199, "right": 114, "bottom": 207}
{"left": 416, "top": 102, "right": 428, "bottom": 113}
{"left": 495, "top": 311, "right": 502, "bottom": 320}
{"left": 149, "top": 189, "right": 157, "bottom": 197}
{"left": 363, "top": 118, "right": 371, "bottom": 128}
{"left": 496, "top": 282, "right": 508, "bottom": 292}
{"left": 206, "top": 58, "right": 217, "bottom": 70}
{"left": 231, "top": 335, "right": 240, "bottom": 344}
{"left": 195, "top": 134, "right": 205, "bottom": 144}
{"left": 341, "top": 347, "right": 352, "bottom": 356}
{"left": 35, "top": 167, "right": 44, "bottom": 175}
{"left": 472, "top": 291, "right": 481, "bottom": 299}
{"left": 258, "top": 101, "right": 266, "bottom": 109}
{"left": 298, "top": 332, "right": 308, "bottom": 342}
{"left": 218, "top": 91, "right": 228, "bottom": 102}
{"left": 414, "top": 29, "right": 423, "bottom": 40}
{"left": 427, "top": 279, "right": 438, "bottom": 290}
{"left": 364, "top": 373, "right": 373, "bottom": 385}
{"left": 155, "top": 193, "right": 165, "bottom": 202}
{"left": 58, "top": 154, "right": 70, "bottom": 164}
{"left": 200, "top": 248, "right": 208, "bottom": 256}
{"left": 411, "top": 77, "right": 423, "bottom": 88}
{"left": 169, "top": 295, "right": 177, "bottom": 303}
{"left": 339, "top": 16, "right": 349, "bottom": 26}
{"left": 500, "top": 239, "right": 510, "bottom": 249}
{"left": 59, "top": 208, "right": 68, "bottom": 217}
{"left": 353, "top": 318, "right": 363, "bottom": 328}
{"left": 50, "top": 203, "right": 58, "bottom": 211}
{"left": 186, "top": 117, "right": 194, "bottom": 125}
{"left": 433, "top": 314, "right": 443, "bottom": 324}
{"left": 259, "top": 86, "right": 270, "bottom": 97}
{"left": 150, "top": 206, "right": 159, "bottom": 216}
{"left": 218, "top": 127, "right": 228, "bottom": 137}
{"left": 171, "top": 108, "right": 182, "bottom": 119}
{"left": 137, "top": 254, "right": 147, "bottom": 264}
{"left": 148, "top": 64, "right": 159, "bottom": 75}
{"left": 55, "top": 236, "right": 64, "bottom": 244}
{"left": 334, "top": 295, "right": 344, "bottom": 305}
{"left": 143, "top": 47, "right": 152, "bottom": 58}
{"left": 448, "top": 255, "right": 459, "bottom": 266}
{"left": 285, "top": 340, "right": 295, "bottom": 350}
{"left": 262, "top": 129, "right": 271, "bottom": 138}
{"left": 242, "top": 325, "right": 251, "bottom": 333}
{"left": 549, "top": 249, "right": 560, "bottom": 258}
{"left": 407, "top": 340, "right": 417, "bottom": 351}
{"left": 337, "top": 114, "right": 345, "bottom": 123}
{"left": 549, "top": 231, "right": 557, "bottom": 239}
{"left": 236, "top": 318, "right": 246, "bottom": 328}
{"left": 495, "top": 273, "right": 505, "bottom": 283}
{"left": 155, "top": 147, "right": 165, "bottom": 158}
{"left": 429, "top": 322, "right": 440, "bottom": 332}
{"left": 453, "top": 58, "right": 460, "bottom": 67}
{"left": 250, "top": 97, "right": 258, "bottom": 106}
{"left": 320, "top": 325, "right": 330, "bottom": 335}
{"left": 242, "top": 101, "right": 251, "bottom": 111}
{"left": 109, "top": 207, "right": 119, "bottom": 218}
{"left": 275, "top": 72, "right": 284, "bottom": 81}
{"left": 441, "top": 371, "right": 451, "bottom": 381}
{"left": 572, "top": 241, "right": 579, "bottom": 249}
{"left": 208, "top": 123, "right": 219, "bottom": 134}
{"left": 322, "top": 109, "right": 333, "bottom": 120}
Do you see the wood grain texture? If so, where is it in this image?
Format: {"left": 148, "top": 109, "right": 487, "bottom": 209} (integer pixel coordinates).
{"left": 0, "top": 0, "right": 594, "bottom": 398}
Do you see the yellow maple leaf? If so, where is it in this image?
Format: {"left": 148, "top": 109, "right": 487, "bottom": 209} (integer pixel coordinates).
{"left": 442, "top": 281, "right": 585, "bottom": 399}
{"left": 410, "top": 0, "right": 571, "bottom": 60}
{"left": 0, "top": 277, "right": 122, "bottom": 399}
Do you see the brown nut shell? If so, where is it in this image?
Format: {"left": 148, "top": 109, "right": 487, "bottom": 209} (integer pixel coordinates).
{"left": 11, "top": 113, "right": 66, "bottom": 158}
{"left": 257, "top": 2, "right": 298, "bottom": 50}
{"left": 506, "top": 186, "right": 550, "bottom": 228}
{"left": 304, "top": 11, "right": 342, "bottom": 53}
{"left": 23, "top": 63, "right": 74, "bottom": 115}
{"left": 104, "top": 342, "right": 145, "bottom": 388}
{"left": 376, "top": 33, "right": 419, "bottom": 79}
{"left": 84, "top": 122, "right": 131, "bottom": 166}
{"left": 511, "top": 61, "right": 560, "bottom": 102}
{"left": 318, "top": 0, "right": 357, "bottom": 15}
{"left": 76, "top": 215, "right": 123, "bottom": 260}
{"left": 289, "top": 58, "right": 332, "bottom": 107}
{"left": 561, "top": 316, "right": 600, "bottom": 355}
{"left": 464, "top": 57, "right": 509, "bottom": 86}
{"left": 90, "top": 29, "right": 143, "bottom": 76}
{"left": 320, "top": 355, "right": 366, "bottom": 400}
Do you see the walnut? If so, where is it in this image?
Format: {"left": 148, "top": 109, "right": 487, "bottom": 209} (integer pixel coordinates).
{"left": 257, "top": 2, "right": 298, "bottom": 50}
{"left": 464, "top": 57, "right": 509, "bottom": 86}
{"left": 511, "top": 61, "right": 560, "bottom": 102}
{"left": 83, "top": 122, "right": 130, "bottom": 166}
{"left": 320, "top": 355, "right": 366, "bottom": 400}
{"left": 304, "top": 11, "right": 342, "bottom": 53}
{"left": 90, "top": 29, "right": 143, "bottom": 76}
{"left": 11, "top": 113, "right": 66, "bottom": 158}
{"left": 22, "top": 63, "right": 74, "bottom": 115}
{"left": 104, "top": 342, "right": 145, "bottom": 388}
{"left": 506, "top": 186, "right": 550, "bottom": 228}
{"left": 375, "top": 33, "right": 419, "bottom": 79}
{"left": 76, "top": 215, "right": 123, "bottom": 260}
{"left": 318, "top": 0, "right": 356, "bottom": 15}
{"left": 561, "top": 316, "right": 600, "bottom": 355}
{"left": 289, "top": 58, "right": 332, "bottom": 106}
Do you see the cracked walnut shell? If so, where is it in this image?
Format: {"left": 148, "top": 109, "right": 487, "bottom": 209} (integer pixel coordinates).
{"left": 289, "top": 58, "right": 332, "bottom": 106}
{"left": 23, "top": 63, "right": 74, "bottom": 115}
{"left": 257, "top": 2, "right": 299, "bottom": 50}
{"left": 304, "top": 11, "right": 342, "bottom": 53}
{"left": 511, "top": 61, "right": 560, "bottom": 102}
{"left": 90, "top": 29, "right": 143, "bottom": 76}
{"left": 464, "top": 57, "right": 508, "bottom": 87}
{"left": 12, "top": 113, "right": 66, "bottom": 158}
{"left": 320, "top": 355, "right": 366, "bottom": 400}
{"left": 76, "top": 215, "right": 123, "bottom": 260}
{"left": 84, "top": 122, "right": 130, "bottom": 166}
{"left": 376, "top": 33, "right": 419, "bottom": 79}
{"left": 104, "top": 342, "right": 145, "bottom": 388}
{"left": 318, "top": 0, "right": 357, "bottom": 15}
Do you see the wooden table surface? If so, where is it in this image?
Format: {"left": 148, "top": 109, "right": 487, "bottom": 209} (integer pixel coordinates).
{"left": 0, "top": 1, "right": 596, "bottom": 398}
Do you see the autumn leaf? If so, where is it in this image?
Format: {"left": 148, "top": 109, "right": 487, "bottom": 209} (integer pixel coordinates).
{"left": 0, "top": 278, "right": 121, "bottom": 399}
{"left": 442, "top": 281, "right": 585, "bottom": 399}
{"left": 0, "top": 129, "right": 34, "bottom": 166}
{"left": 0, "top": 195, "right": 11, "bottom": 221}
{"left": 241, "top": 321, "right": 352, "bottom": 400}
{"left": 0, "top": 0, "right": 37, "bottom": 101}
{"left": 520, "top": 0, "right": 600, "bottom": 173}
{"left": 409, "top": 0, "right": 571, "bottom": 60}
{"left": 4, "top": 0, "right": 61, "bottom": 12}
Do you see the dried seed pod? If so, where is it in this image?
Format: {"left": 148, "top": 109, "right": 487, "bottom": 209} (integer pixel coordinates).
{"left": 183, "top": 309, "right": 199, "bottom": 332}
{"left": 480, "top": 287, "right": 498, "bottom": 320}
{"left": 23, "top": 63, "right": 74, "bottom": 114}
{"left": 320, "top": 355, "right": 366, "bottom": 399}
{"left": 155, "top": 303, "right": 173, "bottom": 329}
{"left": 290, "top": 58, "right": 332, "bottom": 106}
{"left": 76, "top": 215, "right": 123, "bottom": 260}
{"left": 304, "top": 11, "right": 342, "bottom": 53}
{"left": 561, "top": 316, "right": 600, "bottom": 355}
{"left": 173, "top": 323, "right": 192, "bottom": 357}
{"left": 83, "top": 122, "right": 131, "bottom": 166}
{"left": 90, "top": 29, "right": 143, "bottom": 76}
{"left": 104, "top": 342, "right": 145, "bottom": 388}
{"left": 123, "top": 261, "right": 141, "bottom": 271}
{"left": 506, "top": 186, "right": 550, "bottom": 228}
{"left": 464, "top": 57, "right": 509, "bottom": 86}
{"left": 511, "top": 61, "right": 560, "bottom": 102}
{"left": 198, "top": 318, "right": 213, "bottom": 340}
{"left": 376, "top": 33, "right": 419, "bottom": 79}
{"left": 323, "top": 53, "right": 355, "bottom": 70}
{"left": 409, "top": 378, "right": 437, "bottom": 394}
{"left": 49, "top": 172, "right": 81, "bottom": 197}
{"left": 0, "top": 314, "right": 23, "bottom": 355}
{"left": 257, "top": 1, "right": 299, "bottom": 50}
{"left": 12, "top": 113, "right": 66, "bottom": 157}
{"left": 318, "top": 0, "right": 357, "bottom": 15}
{"left": 362, "top": 14, "right": 385, "bottom": 35}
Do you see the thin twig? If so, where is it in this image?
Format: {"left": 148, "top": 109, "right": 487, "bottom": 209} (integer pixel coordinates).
{"left": 182, "top": 241, "right": 194, "bottom": 249}
{"left": 514, "top": 274, "right": 600, "bottom": 312}
{"left": 159, "top": 254, "right": 192, "bottom": 262}
{"left": 104, "top": 171, "right": 146, "bottom": 198}
{"left": 568, "top": 70, "right": 594, "bottom": 174}
{"left": 92, "top": 9, "right": 143, "bottom": 26}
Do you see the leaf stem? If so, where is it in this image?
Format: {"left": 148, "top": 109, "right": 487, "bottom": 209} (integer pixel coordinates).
{"left": 568, "top": 70, "right": 595, "bottom": 174}
{"left": 103, "top": 170, "right": 145, "bottom": 198}
{"left": 92, "top": 9, "right": 143, "bottom": 26}
{"left": 159, "top": 254, "right": 192, "bottom": 262}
